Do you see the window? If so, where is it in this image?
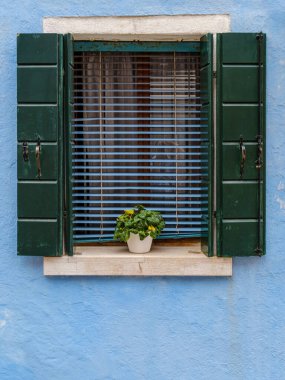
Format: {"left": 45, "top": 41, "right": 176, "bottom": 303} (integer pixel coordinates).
{"left": 17, "top": 30, "right": 266, "bottom": 261}
{"left": 72, "top": 42, "right": 207, "bottom": 243}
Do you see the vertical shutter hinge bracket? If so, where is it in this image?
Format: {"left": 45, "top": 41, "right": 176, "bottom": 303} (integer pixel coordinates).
{"left": 255, "top": 134, "right": 263, "bottom": 169}
{"left": 22, "top": 141, "right": 29, "bottom": 161}
{"left": 213, "top": 71, "right": 217, "bottom": 79}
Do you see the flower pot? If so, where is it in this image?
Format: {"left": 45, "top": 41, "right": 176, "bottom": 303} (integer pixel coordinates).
{"left": 127, "top": 233, "right": 153, "bottom": 254}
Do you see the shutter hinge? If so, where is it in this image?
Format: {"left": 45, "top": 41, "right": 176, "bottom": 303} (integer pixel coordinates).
{"left": 255, "top": 247, "right": 263, "bottom": 257}
{"left": 22, "top": 141, "right": 29, "bottom": 161}
{"left": 213, "top": 71, "right": 217, "bottom": 79}
{"left": 255, "top": 134, "right": 263, "bottom": 169}
{"left": 213, "top": 211, "right": 217, "bottom": 218}
{"left": 64, "top": 210, "right": 67, "bottom": 219}
{"left": 256, "top": 32, "right": 264, "bottom": 41}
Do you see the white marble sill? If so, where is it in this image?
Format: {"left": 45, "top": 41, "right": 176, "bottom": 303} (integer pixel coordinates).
{"left": 44, "top": 245, "right": 232, "bottom": 276}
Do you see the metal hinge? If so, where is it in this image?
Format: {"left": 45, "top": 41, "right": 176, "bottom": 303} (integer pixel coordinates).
{"left": 255, "top": 247, "right": 263, "bottom": 256}
{"left": 22, "top": 141, "right": 29, "bottom": 161}
{"left": 213, "top": 211, "right": 217, "bottom": 218}
{"left": 255, "top": 134, "right": 263, "bottom": 169}
{"left": 64, "top": 210, "right": 67, "bottom": 218}
{"left": 213, "top": 71, "right": 217, "bottom": 79}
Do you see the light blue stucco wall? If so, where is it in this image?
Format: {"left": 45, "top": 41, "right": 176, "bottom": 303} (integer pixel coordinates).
{"left": 1, "top": 1, "right": 285, "bottom": 379}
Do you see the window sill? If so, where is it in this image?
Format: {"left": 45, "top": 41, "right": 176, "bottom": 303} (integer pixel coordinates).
{"left": 44, "top": 245, "right": 232, "bottom": 277}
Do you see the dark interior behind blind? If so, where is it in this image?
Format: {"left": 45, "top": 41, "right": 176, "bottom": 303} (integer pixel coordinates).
{"left": 72, "top": 50, "right": 208, "bottom": 242}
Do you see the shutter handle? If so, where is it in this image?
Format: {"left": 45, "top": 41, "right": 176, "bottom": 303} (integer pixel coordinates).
{"left": 239, "top": 136, "right": 246, "bottom": 179}
{"left": 35, "top": 138, "right": 41, "bottom": 179}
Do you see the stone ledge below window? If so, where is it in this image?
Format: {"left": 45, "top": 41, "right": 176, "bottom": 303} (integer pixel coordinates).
{"left": 44, "top": 246, "right": 232, "bottom": 276}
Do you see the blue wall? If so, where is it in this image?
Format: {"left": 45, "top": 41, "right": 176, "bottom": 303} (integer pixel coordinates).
{"left": 1, "top": 1, "right": 285, "bottom": 379}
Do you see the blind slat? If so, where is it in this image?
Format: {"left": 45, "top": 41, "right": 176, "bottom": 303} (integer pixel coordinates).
{"left": 73, "top": 186, "right": 206, "bottom": 190}
{"left": 73, "top": 110, "right": 204, "bottom": 114}
{"left": 74, "top": 103, "right": 202, "bottom": 107}
{"left": 72, "top": 133, "right": 207, "bottom": 137}
{"left": 73, "top": 145, "right": 205, "bottom": 149}
{"left": 74, "top": 96, "right": 202, "bottom": 100}
{"left": 73, "top": 159, "right": 207, "bottom": 163}
{"left": 74, "top": 220, "right": 205, "bottom": 226}
{"left": 74, "top": 227, "right": 206, "bottom": 232}
{"left": 74, "top": 214, "right": 204, "bottom": 218}
{"left": 72, "top": 151, "right": 207, "bottom": 156}
{"left": 73, "top": 125, "right": 206, "bottom": 129}
{"left": 72, "top": 172, "right": 205, "bottom": 177}
{"left": 73, "top": 207, "right": 207, "bottom": 211}
{"left": 73, "top": 197, "right": 207, "bottom": 202}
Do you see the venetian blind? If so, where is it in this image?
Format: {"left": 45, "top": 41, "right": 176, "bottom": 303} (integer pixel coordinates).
{"left": 72, "top": 49, "right": 208, "bottom": 242}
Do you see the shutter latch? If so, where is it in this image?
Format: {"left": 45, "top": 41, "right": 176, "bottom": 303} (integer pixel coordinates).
{"left": 22, "top": 141, "right": 29, "bottom": 161}
{"left": 35, "top": 138, "right": 42, "bottom": 179}
{"left": 239, "top": 136, "right": 246, "bottom": 179}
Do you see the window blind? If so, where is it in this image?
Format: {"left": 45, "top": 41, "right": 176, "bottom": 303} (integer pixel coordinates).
{"left": 72, "top": 49, "right": 208, "bottom": 242}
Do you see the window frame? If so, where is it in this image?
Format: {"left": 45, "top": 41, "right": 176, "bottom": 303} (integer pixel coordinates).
{"left": 42, "top": 15, "right": 233, "bottom": 276}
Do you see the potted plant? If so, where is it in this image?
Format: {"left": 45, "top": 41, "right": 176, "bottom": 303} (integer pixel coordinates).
{"left": 114, "top": 205, "right": 165, "bottom": 253}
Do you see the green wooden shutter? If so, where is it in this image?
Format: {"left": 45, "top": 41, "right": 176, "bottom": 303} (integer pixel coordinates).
{"left": 200, "top": 34, "right": 214, "bottom": 256}
{"left": 17, "top": 34, "right": 64, "bottom": 256}
{"left": 216, "top": 33, "right": 266, "bottom": 257}
{"left": 64, "top": 34, "right": 74, "bottom": 255}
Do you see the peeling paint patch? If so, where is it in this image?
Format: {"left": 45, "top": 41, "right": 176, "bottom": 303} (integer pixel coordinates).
{"left": 277, "top": 181, "right": 285, "bottom": 191}
{"left": 6, "top": 349, "right": 26, "bottom": 365}
{"left": 276, "top": 196, "right": 285, "bottom": 210}
{"left": 0, "top": 308, "right": 11, "bottom": 329}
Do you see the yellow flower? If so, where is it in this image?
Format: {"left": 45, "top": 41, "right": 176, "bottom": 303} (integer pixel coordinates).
{"left": 125, "top": 209, "right": 134, "bottom": 215}
{"left": 148, "top": 225, "right": 156, "bottom": 232}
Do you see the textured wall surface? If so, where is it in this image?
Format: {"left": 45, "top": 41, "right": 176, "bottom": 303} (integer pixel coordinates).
{"left": 1, "top": 1, "right": 285, "bottom": 379}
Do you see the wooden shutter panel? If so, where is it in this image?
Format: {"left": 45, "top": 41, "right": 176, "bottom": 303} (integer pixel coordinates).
{"left": 216, "top": 33, "right": 266, "bottom": 257}
{"left": 200, "top": 34, "right": 214, "bottom": 256}
{"left": 17, "top": 34, "right": 64, "bottom": 256}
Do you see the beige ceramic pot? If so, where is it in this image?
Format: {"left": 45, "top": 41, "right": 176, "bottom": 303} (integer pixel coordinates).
{"left": 127, "top": 233, "right": 153, "bottom": 254}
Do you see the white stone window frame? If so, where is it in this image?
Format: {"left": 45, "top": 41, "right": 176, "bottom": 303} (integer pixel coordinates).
{"left": 43, "top": 15, "right": 232, "bottom": 277}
